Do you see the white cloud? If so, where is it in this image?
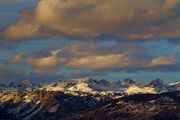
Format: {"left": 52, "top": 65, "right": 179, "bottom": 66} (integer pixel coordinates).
{"left": 149, "top": 55, "right": 176, "bottom": 66}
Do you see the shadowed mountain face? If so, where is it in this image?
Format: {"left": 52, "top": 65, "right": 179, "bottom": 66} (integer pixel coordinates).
{"left": 121, "top": 78, "right": 136, "bottom": 85}
{"left": 60, "top": 92, "right": 180, "bottom": 120}
{"left": 0, "top": 108, "right": 18, "bottom": 120}
{"left": 0, "top": 90, "right": 180, "bottom": 120}
{"left": 0, "top": 90, "right": 109, "bottom": 120}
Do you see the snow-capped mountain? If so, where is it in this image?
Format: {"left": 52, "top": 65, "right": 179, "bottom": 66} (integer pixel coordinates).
{"left": 121, "top": 78, "right": 136, "bottom": 86}
{"left": 0, "top": 83, "right": 6, "bottom": 91}
{"left": 123, "top": 78, "right": 179, "bottom": 94}
{"left": 2, "top": 78, "right": 180, "bottom": 95}
{"left": 8, "top": 80, "right": 38, "bottom": 92}
{"left": 15, "top": 77, "right": 180, "bottom": 95}
{"left": 146, "top": 78, "right": 170, "bottom": 92}
{"left": 0, "top": 90, "right": 103, "bottom": 120}
{"left": 40, "top": 77, "right": 180, "bottom": 96}
{"left": 43, "top": 78, "right": 121, "bottom": 92}
{"left": 87, "top": 79, "right": 122, "bottom": 91}
{"left": 0, "top": 78, "right": 180, "bottom": 120}
{"left": 43, "top": 77, "right": 93, "bottom": 91}
{"left": 124, "top": 84, "right": 157, "bottom": 94}
{"left": 67, "top": 83, "right": 96, "bottom": 93}
{"left": 169, "top": 82, "right": 180, "bottom": 91}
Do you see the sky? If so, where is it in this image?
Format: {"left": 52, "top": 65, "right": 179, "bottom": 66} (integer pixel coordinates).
{"left": 0, "top": 0, "right": 180, "bottom": 83}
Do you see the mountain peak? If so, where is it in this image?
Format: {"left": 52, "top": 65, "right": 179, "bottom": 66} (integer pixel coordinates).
{"left": 99, "top": 79, "right": 109, "bottom": 84}
{"left": 121, "top": 78, "right": 135, "bottom": 85}
{"left": 147, "top": 78, "right": 169, "bottom": 92}
{"left": 68, "top": 83, "right": 95, "bottom": 93}
{"left": 148, "top": 78, "right": 165, "bottom": 86}
{"left": 8, "top": 80, "right": 35, "bottom": 92}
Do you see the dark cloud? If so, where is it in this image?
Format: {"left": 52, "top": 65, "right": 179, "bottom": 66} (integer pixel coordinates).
{"left": 0, "top": 66, "right": 65, "bottom": 83}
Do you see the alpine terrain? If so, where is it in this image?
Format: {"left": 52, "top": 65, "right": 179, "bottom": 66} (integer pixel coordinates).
{"left": 0, "top": 78, "right": 180, "bottom": 120}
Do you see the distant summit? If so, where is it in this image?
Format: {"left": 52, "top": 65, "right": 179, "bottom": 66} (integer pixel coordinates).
{"left": 148, "top": 78, "right": 164, "bottom": 87}
{"left": 8, "top": 80, "right": 36, "bottom": 92}
{"left": 0, "top": 83, "right": 6, "bottom": 91}
{"left": 121, "top": 78, "right": 136, "bottom": 86}
{"left": 147, "top": 78, "right": 169, "bottom": 92}
{"left": 1, "top": 77, "right": 180, "bottom": 95}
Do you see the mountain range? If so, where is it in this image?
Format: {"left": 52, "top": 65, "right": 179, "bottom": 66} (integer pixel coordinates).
{"left": 0, "top": 78, "right": 180, "bottom": 120}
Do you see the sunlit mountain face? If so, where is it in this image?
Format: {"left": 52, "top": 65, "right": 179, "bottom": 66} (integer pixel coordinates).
{"left": 0, "top": 0, "right": 180, "bottom": 120}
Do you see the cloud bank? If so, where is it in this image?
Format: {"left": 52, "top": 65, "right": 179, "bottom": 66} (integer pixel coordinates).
{"left": 1, "top": 43, "right": 179, "bottom": 83}
{"left": 8, "top": 44, "right": 177, "bottom": 70}
{"left": 1, "top": 0, "right": 180, "bottom": 40}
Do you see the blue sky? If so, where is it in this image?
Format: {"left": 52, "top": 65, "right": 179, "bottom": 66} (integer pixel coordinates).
{"left": 0, "top": 0, "right": 180, "bottom": 83}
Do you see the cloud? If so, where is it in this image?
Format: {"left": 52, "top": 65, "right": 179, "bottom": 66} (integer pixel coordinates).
{"left": 5, "top": 43, "right": 178, "bottom": 73}
{"left": 149, "top": 54, "right": 176, "bottom": 66}
{"left": 67, "top": 69, "right": 107, "bottom": 79}
{"left": 2, "top": 42, "right": 178, "bottom": 78}
{"left": 66, "top": 54, "right": 132, "bottom": 68}
{"left": 1, "top": 0, "right": 180, "bottom": 40}
{"left": 8, "top": 53, "right": 23, "bottom": 64}
{"left": 61, "top": 43, "right": 150, "bottom": 69}
{"left": 12, "top": 43, "right": 146, "bottom": 70}
{"left": 0, "top": 66, "right": 65, "bottom": 83}
{"left": 27, "top": 50, "right": 65, "bottom": 70}
{"left": 1, "top": 21, "right": 41, "bottom": 40}
{"left": 0, "top": 0, "right": 36, "bottom": 4}
{"left": 17, "top": 43, "right": 176, "bottom": 70}
{"left": 25, "top": 43, "right": 177, "bottom": 70}
{"left": 1, "top": 43, "right": 179, "bottom": 83}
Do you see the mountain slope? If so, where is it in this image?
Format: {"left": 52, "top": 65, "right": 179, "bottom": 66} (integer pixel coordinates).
{"left": 124, "top": 84, "right": 157, "bottom": 94}
{"left": 0, "top": 78, "right": 180, "bottom": 120}
{"left": 8, "top": 80, "right": 37, "bottom": 92}
{"left": 169, "top": 82, "right": 180, "bottom": 91}
{"left": 61, "top": 91, "right": 180, "bottom": 120}
{"left": 0, "top": 108, "right": 18, "bottom": 120}
{"left": 0, "top": 90, "right": 109, "bottom": 120}
{"left": 68, "top": 83, "right": 96, "bottom": 93}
